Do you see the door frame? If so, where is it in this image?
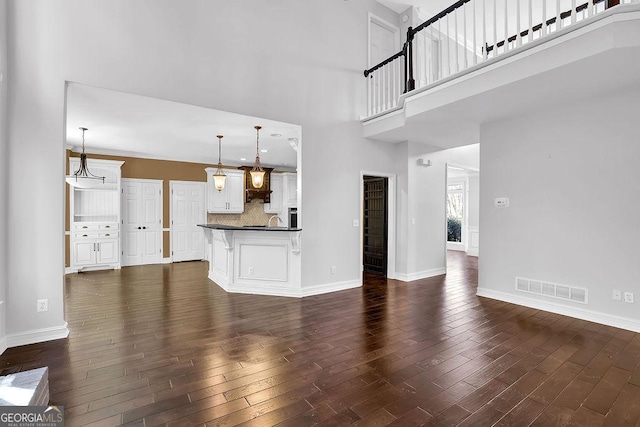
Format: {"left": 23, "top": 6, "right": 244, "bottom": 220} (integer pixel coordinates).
{"left": 121, "top": 178, "right": 164, "bottom": 267}
{"left": 359, "top": 171, "right": 397, "bottom": 280}
{"left": 169, "top": 180, "right": 206, "bottom": 263}
{"left": 368, "top": 13, "right": 401, "bottom": 68}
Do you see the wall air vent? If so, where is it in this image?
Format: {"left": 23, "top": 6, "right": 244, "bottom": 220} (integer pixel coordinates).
{"left": 515, "top": 277, "right": 588, "bottom": 304}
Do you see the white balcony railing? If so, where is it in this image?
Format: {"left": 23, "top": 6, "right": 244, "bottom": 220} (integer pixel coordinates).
{"left": 364, "top": 0, "right": 639, "bottom": 118}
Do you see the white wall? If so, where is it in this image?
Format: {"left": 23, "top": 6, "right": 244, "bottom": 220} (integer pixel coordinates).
{"left": 396, "top": 142, "right": 479, "bottom": 280}
{"left": 467, "top": 174, "right": 479, "bottom": 228}
{"left": 4, "top": 0, "right": 402, "bottom": 344}
{"left": 479, "top": 89, "right": 640, "bottom": 331}
{"left": 0, "top": 0, "right": 7, "bottom": 352}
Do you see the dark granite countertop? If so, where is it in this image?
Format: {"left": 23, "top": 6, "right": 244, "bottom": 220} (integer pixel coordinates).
{"left": 197, "top": 224, "right": 301, "bottom": 232}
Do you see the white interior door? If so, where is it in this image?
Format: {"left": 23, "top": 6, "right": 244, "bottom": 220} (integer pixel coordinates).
{"left": 171, "top": 181, "right": 206, "bottom": 262}
{"left": 121, "top": 179, "right": 162, "bottom": 266}
{"left": 140, "top": 183, "right": 162, "bottom": 264}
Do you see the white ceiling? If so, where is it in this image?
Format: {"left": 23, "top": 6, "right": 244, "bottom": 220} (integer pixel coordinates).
{"left": 377, "top": 0, "right": 451, "bottom": 15}
{"left": 66, "top": 83, "right": 301, "bottom": 169}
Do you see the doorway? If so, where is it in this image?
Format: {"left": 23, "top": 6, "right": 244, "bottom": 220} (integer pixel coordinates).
{"left": 363, "top": 176, "right": 388, "bottom": 276}
{"left": 121, "top": 179, "right": 163, "bottom": 266}
{"left": 170, "top": 181, "right": 206, "bottom": 262}
{"left": 446, "top": 179, "right": 466, "bottom": 252}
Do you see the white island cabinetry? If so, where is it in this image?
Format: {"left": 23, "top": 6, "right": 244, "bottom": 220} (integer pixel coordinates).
{"left": 199, "top": 225, "right": 305, "bottom": 297}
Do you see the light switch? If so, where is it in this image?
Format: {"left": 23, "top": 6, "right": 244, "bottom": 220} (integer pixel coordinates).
{"left": 494, "top": 197, "right": 510, "bottom": 208}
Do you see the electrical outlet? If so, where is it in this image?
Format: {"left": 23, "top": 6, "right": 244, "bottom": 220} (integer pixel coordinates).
{"left": 37, "top": 299, "right": 48, "bottom": 313}
{"left": 624, "top": 292, "right": 634, "bottom": 303}
{"left": 248, "top": 267, "right": 254, "bottom": 276}
{"left": 330, "top": 266, "right": 336, "bottom": 275}
{"left": 613, "top": 290, "right": 622, "bottom": 301}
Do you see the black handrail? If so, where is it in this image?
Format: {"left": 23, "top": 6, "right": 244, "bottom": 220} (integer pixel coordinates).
{"left": 364, "top": 0, "right": 620, "bottom": 102}
{"left": 364, "top": 51, "right": 404, "bottom": 78}
{"left": 486, "top": 0, "right": 612, "bottom": 53}
{"left": 363, "top": 0, "right": 472, "bottom": 93}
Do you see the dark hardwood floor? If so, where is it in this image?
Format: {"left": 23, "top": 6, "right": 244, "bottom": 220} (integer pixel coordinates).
{"left": 2, "top": 252, "right": 640, "bottom": 426}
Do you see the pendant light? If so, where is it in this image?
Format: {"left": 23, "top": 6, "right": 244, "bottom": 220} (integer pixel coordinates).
{"left": 213, "top": 134, "right": 226, "bottom": 191}
{"left": 65, "top": 127, "right": 105, "bottom": 188}
{"left": 250, "top": 125, "right": 265, "bottom": 189}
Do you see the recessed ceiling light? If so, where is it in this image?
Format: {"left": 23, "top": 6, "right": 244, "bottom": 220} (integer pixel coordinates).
{"left": 270, "top": 133, "right": 282, "bottom": 138}
{"left": 261, "top": 149, "right": 268, "bottom": 153}
{"left": 240, "top": 157, "right": 247, "bottom": 161}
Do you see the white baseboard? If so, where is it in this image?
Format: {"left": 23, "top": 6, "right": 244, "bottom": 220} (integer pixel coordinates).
{"left": 6, "top": 323, "right": 70, "bottom": 348}
{"left": 162, "top": 257, "right": 172, "bottom": 264}
{"left": 301, "top": 279, "right": 362, "bottom": 297}
{"left": 211, "top": 279, "right": 362, "bottom": 298}
{"left": 466, "top": 247, "right": 479, "bottom": 257}
{"left": 476, "top": 288, "right": 640, "bottom": 333}
{"left": 65, "top": 267, "right": 78, "bottom": 274}
{"left": 0, "top": 336, "right": 6, "bottom": 355}
{"left": 396, "top": 267, "right": 446, "bottom": 283}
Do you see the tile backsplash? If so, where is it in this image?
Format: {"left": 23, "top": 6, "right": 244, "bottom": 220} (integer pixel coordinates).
{"left": 207, "top": 200, "right": 275, "bottom": 226}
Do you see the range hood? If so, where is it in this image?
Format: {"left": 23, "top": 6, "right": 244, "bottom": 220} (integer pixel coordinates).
{"left": 240, "top": 166, "right": 274, "bottom": 203}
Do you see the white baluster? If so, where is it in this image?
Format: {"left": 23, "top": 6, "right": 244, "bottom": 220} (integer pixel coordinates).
{"left": 464, "top": 2, "right": 468, "bottom": 69}
{"left": 528, "top": 0, "right": 533, "bottom": 42}
{"left": 455, "top": 8, "right": 460, "bottom": 73}
{"left": 483, "top": 0, "right": 488, "bottom": 60}
{"left": 493, "top": 0, "right": 498, "bottom": 56}
{"left": 367, "top": 72, "right": 372, "bottom": 116}
{"left": 517, "top": 0, "right": 522, "bottom": 46}
{"left": 556, "top": 0, "right": 561, "bottom": 31}
{"left": 571, "top": 0, "right": 577, "bottom": 24}
{"left": 504, "top": 0, "right": 509, "bottom": 52}
{"left": 473, "top": 0, "right": 478, "bottom": 65}
{"left": 542, "top": 0, "right": 548, "bottom": 36}
{"left": 588, "top": 0, "right": 594, "bottom": 18}
{"left": 446, "top": 14, "right": 451, "bottom": 76}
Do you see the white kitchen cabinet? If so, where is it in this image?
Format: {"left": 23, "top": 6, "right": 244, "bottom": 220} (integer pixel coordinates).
{"left": 265, "top": 172, "right": 296, "bottom": 214}
{"left": 206, "top": 168, "right": 244, "bottom": 213}
{"left": 264, "top": 174, "right": 284, "bottom": 213}
{"left": 68, "top": 158, "right": 123, "bottom": 271}
{"left": 284, "top": 173, "right": 297, "bottom": 208}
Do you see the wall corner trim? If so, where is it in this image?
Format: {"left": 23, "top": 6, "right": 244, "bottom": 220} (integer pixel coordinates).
{"left": 6, "top": 323, "right": 70, "bottom": 348}
{"left": 0, "top": 337, "right": 6, "bottom": 356}
{"left": 476, "top": 288, "right": 640, "bottom": 333}
{"left": 396, "top": 267, "right": 446, "bottom": 283}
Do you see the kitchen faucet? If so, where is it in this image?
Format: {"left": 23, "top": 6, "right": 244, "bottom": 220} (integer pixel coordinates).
{"left": 268, "top": 215, "right": 283, "bottom": 227}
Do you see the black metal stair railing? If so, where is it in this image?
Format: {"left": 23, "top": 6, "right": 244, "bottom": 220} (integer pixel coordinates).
{"left": 363, "top": 0, "right": 627, "bottom": 118}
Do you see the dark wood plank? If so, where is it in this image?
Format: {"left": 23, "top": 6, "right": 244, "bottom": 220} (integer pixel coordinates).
{"left": 0, "top": 253, "right": 638, "bottom": 426}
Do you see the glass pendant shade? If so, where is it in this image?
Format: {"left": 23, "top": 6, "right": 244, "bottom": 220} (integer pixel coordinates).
{"left": 213, "top": 168, "right": 226, "bottom": 191}
{"left": 65, "top": 128, "right": 105, "bottom": 188}
{"left": 213, "top": 135, "right": 226, "bottom": 191}
{"left": 250, "top": 168, "right": 265, "bottom": 189}
{"left": 251, "top": 125, "right": 265, "bottom": 189}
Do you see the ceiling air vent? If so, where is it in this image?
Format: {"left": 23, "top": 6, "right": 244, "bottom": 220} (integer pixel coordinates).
{"left": 515, "top": 277, "right": 588, "bottom": 304}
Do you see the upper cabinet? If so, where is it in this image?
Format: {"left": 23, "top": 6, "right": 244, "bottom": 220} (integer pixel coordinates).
{"left": 264, "top": 172, "right": 297, "bottom": 214}
{"left": 206, "top": 168, "right": 244, "bottom": 213}
{"left": 284, "top": 173, "right": 297, "bottom": 208}
{"left": 264, "top": 174, "right": 284, "bottom": 213}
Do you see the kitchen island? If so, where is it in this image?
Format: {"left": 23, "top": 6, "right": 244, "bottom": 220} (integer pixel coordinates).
{"left": 198, "top": 224, "right": 302, "bottom": 297}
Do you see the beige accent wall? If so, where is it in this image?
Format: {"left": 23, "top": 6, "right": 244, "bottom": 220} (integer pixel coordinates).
{"left": 65, "top": 151, "right": 268, "bottom": 267}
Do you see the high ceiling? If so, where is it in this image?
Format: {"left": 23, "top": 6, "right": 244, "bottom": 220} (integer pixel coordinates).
{"left": 66, "top": 83, "right": 300, "bottom": 169}
{"left": 377, "top": 0, "right": 452, "bottom": 15}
